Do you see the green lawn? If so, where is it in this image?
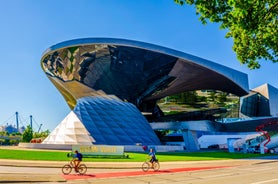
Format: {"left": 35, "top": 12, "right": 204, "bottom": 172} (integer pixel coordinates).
{"left": 0, "top": 148, "right": 266, "bottom": 162}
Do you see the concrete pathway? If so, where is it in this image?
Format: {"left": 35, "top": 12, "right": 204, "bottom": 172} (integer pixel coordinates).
{"left": 1, "top": 158, "right": 275, "bottom": 183}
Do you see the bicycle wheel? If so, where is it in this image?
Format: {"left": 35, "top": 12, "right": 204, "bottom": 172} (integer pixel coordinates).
{"left": 142, "top": 162, "right": 149, "bottom": 172}
{"left": 153, "top": 161, "right": 160, "bottom": 171}
{"left": 78, "top": 164, "right": 87, "bottom": 175}
{"left": 62, "top": 164, "right": 72, "bottom": 175}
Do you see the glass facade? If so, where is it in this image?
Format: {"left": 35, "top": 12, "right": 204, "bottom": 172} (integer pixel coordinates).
{"left": 73, "top": 96, "right": 161, "bottom": 145}
{"left": 240, "top": 92, "right": 270, "bottom": 117}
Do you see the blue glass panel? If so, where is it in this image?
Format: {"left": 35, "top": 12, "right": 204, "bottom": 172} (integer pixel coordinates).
{"left": 74, "top": 96, "right": 161, "bottom": 145}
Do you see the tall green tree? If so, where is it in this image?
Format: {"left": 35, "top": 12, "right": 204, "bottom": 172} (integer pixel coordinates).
{"left": 175, "top": 0, "right": 278, "bottom": 69}
{"left": 22, "top": 125, "right": 33, "bottom": 143}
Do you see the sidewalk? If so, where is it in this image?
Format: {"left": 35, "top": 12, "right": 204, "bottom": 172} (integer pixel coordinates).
{"left": 0, "top": 173, "right": 65, "bottom": 183}
{"left": 0, "top": 158, "right": 275, "bottom": 183}
{"left": 0, "top": 158, "right": 257, "bottom": 169}
{"left": 0, "top": 159, "right": 142, "bottom": 169}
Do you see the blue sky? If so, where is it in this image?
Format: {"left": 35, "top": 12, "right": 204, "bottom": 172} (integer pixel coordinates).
{"left": 0, "top": 0, "right": 277, "bottom": 131}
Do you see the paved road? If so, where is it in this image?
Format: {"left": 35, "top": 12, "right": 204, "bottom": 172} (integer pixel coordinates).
{"left": 1, "top": 157, "right": 278, "bottom": 183}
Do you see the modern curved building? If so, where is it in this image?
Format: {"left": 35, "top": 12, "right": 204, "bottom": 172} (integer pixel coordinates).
{"left": 41, "top": 38, "right": 250, "bottom": 146}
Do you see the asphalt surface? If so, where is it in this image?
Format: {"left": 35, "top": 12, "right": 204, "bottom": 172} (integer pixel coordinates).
{"left": 1, "top": 156, "right": 278, "bottom": 183}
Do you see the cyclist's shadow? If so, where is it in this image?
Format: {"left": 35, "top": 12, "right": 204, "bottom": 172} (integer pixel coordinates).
{"left": 62, "top": 173, "right": 96, "bottom": 179}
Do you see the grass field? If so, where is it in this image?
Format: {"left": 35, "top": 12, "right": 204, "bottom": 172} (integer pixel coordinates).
{"left": 0, "top": 148, "right": 266, "bottom": 162}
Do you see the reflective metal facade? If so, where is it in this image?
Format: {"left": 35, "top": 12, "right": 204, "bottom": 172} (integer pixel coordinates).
{"left": 41, "top": 38, "right": 249, "bottom": 109}
{"left": 41, "top": 38, "right": 250, "bottom": 145}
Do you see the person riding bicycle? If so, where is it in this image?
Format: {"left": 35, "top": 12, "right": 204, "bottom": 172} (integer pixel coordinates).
{"left": 148, "top": 148, "right": 157, "bottom": 166}
{"left": 73, "top": 150, "right": 83, "bottom": 172}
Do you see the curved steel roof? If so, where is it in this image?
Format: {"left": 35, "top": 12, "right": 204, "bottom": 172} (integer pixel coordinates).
{"left": 41, "top": 37, "right": 249, "bottom": 109}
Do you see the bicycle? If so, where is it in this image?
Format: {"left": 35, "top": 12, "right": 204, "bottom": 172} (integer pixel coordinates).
{"left": 62, "top": 160, "right": 87, "bottom": 175}
{"left": 142, "top": 160, "right": 160, "bottom": 172}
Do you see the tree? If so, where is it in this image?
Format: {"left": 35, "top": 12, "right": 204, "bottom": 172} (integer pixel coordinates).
{"left": 22, "top": 125, "right": 33, "bottom": 143}
{"left": 175, "top": 0, "right": 278, "bottom": 69}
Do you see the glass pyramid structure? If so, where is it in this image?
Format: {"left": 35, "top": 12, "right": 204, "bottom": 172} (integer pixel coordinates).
{"left": 42, "top": 111, "right": 95, "bottom": 145}
{"left": 73, "top": 96, "right": 161, "bottom": 145}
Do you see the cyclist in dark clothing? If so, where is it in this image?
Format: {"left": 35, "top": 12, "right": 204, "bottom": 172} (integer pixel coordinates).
{"left": 73, "top": 150, "right": 83, "bottom": 172}
{"left": 148, "top": 148, "right": 157, "bottom": 166}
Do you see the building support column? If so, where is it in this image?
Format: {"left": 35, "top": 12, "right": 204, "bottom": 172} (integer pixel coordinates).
{"left": 182, "top": 130, "right": 200, "bottom": 151}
